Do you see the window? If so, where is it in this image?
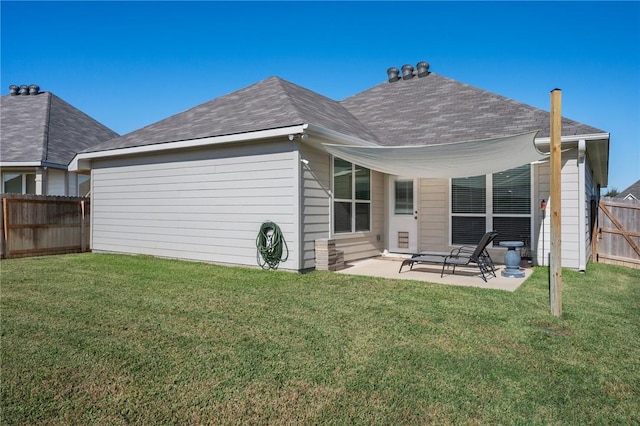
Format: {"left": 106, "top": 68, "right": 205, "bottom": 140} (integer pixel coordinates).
{"left": 78, "top": 174, "right": 91, "bottom": 197}
{"left": 333, "top": 158, "right": 371, "bottom": 233}
{"left": 451, "top": 175, "right": 486, "bottom": 245}
{"left": 394, "top": 180, "right": 413, "bottom": 214}
{"left": 451, "top": 165, "right": 531, "bottom": 246}
{"left": 2, "top": 173, "right": 36, "bottom": 194}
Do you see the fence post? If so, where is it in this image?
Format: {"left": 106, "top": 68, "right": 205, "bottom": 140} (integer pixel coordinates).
{"left": 1, "top": 198, "right": 7, "bottom": 258}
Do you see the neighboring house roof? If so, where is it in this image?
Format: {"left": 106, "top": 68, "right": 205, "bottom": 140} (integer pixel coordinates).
{"left": 616, "top": 179, "right": 640, "bottom": 200}
{"left": 341, "top": 72, "right": 606, "bottom": 146}
{"left": 85, "top": 77, "right": 379, "bottom": 153}
{"left": 0, "top": 89, "right": 118, "bottom": 166}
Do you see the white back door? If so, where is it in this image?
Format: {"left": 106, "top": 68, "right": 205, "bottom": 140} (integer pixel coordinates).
{"left": 388, "top": 177, "right": 418, "bottom": 253}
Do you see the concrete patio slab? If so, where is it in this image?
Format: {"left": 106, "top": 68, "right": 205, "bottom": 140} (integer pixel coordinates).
{"left": 336, "top": 257, "right": 532, "bottom": 292}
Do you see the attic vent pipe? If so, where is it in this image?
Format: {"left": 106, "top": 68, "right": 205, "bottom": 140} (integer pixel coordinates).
{"left": 401, "top": 64, "right": 414, "bottom": 80}
{"left": 417, "top": 61, "right": 430, "bottom": 77}
{"left": 9, "top": 85, "right": 19, "bottom": 96}
{"left": 387, "top": 67, "right": 400, "bottom": 83}
{"left": 19, "top": 85, "right": 29, "bottom": 96}
{"left": 29, "top": 85, "right": 39, "bottom": 95}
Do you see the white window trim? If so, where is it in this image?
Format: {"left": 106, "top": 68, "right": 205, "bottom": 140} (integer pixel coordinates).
{"left": 449, "top": 165, "right": 533, "bottom": 248}
{"left": 331, "top": 157, "right": 372, "bottom": 235}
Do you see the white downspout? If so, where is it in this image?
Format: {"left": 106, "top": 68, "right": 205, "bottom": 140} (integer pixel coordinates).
{"left": 578, "top": 139, "right": 587, "bottom": 272}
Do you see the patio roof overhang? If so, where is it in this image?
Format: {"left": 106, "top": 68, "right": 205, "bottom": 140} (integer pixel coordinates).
{"left": 322, "top": 131, "right": 545, "bottom": 178}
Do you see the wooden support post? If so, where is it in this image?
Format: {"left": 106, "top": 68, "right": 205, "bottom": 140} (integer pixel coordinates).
{"left": 550, "top": 89, "right": 563, "bottom": 317}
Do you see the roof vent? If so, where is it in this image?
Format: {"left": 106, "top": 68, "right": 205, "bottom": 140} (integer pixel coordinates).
{"left": 401, "top": 64, "right": 414, "bottom": 80}
{"left": 387, "top": 67, "right": 400, "bottom": 83}
{"left": 19, "top": 85, "right": 29, "bottom": 96}
{"left": 29, "top": 85, "right": 40, "bottom": 95}
{"left": 9, "top": 85, "right": 19, "bottom": 96}
{"left": 416, "top": 61, "right": 430, "bottom": 77}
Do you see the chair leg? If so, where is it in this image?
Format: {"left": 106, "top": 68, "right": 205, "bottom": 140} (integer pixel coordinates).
{"left": 441, "top": 262, "right": 456, "bottom": 278}
{"left": 478, "top": 265, "right": 488, "bottom": 282}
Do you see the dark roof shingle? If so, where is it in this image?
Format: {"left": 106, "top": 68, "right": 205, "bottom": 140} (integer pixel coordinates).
{"left": 87, "top": 77, "right": 378, "bottom": 152}
{"left": 1, "top": 91, "right": 118, "bottom": 165}
{"left": 616, "top": 179, "right": 640, "bottom": 200}
{"left": 340, "top": 73, "right": 606, "bottom": 146}
{"left": 79, "top": 72, "right": 608, "bottom": 154}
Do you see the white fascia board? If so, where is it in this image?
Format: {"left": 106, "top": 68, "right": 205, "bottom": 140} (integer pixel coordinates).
{"left": 68, "top": 125, "right": 308, "bottom": 171}
{"left": 535, "top": 132, "right": 610, "bottom": 187}
{"left": 534, "top": 133, "right": 610, "bottom": 149}
{"left": 0, "top": 161, "right": 68, "bottom": 170}
{"left": 305, "top": 123, "right": 379, "bottom": 147}
{"left": 0, "top": 161, "right": 42, "bottom": 167}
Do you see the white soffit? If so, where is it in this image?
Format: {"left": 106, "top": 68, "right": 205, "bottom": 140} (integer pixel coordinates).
{"left": 322, "top": 131, "right": 545, "bottom": 178}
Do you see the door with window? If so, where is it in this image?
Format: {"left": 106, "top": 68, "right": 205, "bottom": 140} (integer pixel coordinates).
{"left": 388, "top": 177, "right": 418, "bottom": 253}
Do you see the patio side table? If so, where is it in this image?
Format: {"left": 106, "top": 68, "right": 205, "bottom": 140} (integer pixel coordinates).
{"left": 499, "top": 241, "right": 525, "bottom": 278}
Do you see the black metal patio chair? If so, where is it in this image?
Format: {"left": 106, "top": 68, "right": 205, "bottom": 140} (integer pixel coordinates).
{"left": 399, "top": 231, "right": 498, "bottom": 282}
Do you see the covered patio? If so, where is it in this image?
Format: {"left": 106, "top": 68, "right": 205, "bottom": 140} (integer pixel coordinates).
{"left": 336, "top": 257, "right": 533, "bottom": 292}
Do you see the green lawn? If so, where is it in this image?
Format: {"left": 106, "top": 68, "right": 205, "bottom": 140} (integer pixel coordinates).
{"left": 1, "top": 253, "right": 639, "bottom": 425}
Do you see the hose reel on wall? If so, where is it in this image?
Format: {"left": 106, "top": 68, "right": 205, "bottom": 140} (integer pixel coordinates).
{"left": 256, "top": 221, "right": 289, "bottom": 270}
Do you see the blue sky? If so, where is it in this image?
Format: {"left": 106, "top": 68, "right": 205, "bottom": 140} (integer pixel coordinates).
{"left": 2, "top": 1, "right": 638, "bottom": 191}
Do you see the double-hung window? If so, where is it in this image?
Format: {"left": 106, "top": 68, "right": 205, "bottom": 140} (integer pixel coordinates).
{"left": 333, "top": 158, "right": 371, "bottom": 233}
{"left": 451, "top": 164, "right": 531, "bottom": 246}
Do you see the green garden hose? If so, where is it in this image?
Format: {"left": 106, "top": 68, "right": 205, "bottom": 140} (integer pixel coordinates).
{"left": 256, "top": 221, "right": 289, "bottom": 270}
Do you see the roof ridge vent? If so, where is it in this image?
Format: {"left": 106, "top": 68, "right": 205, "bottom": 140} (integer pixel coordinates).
{"left": 387, "top": 67, "right": 400, "bottom": 83}
{"left": 401, "top": 64, "right": 414, "bottom": 80}
{"left": 417, "top": 61, "right": 430, "bottom": 77}
{"left": 9, "top": 84, "right": 40, "bottom": 95}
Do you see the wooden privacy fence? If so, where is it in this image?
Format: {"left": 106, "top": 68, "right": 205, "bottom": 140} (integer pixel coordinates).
{"left": 593, "top": 197, "right": 640, "bottom": 269}
{"left": 1, "top": 194, "right": 90, "bottom": 259}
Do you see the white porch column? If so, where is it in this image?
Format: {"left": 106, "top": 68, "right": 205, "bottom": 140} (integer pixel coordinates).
{"left": 34, "top": 168, "right": 46, "bottom": 195}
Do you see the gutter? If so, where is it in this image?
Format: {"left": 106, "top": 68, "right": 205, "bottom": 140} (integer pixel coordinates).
{"left": 534, "top": 132, "right": 610, "bottom": 148}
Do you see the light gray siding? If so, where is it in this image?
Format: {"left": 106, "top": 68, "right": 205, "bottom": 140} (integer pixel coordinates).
{"left": 418, "top": 178, "right": 449, "bottom": 252}
{"left": 90, "top": 140, "right": 300, "bottom": 270}
{"left": 299, "top": 143, "right": 331, "bottom": 269}
{"left": 535, "top": 148, "right": 581, "bottom": 269}
{"left": 67, "top": 172, "right": 79, "bottom": 196}
{"left": 47, "top": 168, "right": 67, "bottom": 196}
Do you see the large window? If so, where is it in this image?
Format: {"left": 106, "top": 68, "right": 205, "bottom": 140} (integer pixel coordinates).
{"left": 2, "top": 173, "right": 36, "bottom": 194}
{"left": 451, "top": 165, "right": 531, "bottom": 246}
{"left": 333, "top": 158, "right": 371, "bottom": 233}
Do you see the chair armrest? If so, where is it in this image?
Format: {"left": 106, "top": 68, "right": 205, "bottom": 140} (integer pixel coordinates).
{"left": 450, "top": 246, "right": 476, "bottom": 256}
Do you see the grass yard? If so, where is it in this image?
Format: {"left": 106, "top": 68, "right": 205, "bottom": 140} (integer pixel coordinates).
{"left": 1, "top": 253, "right": 639, "bottom": 425}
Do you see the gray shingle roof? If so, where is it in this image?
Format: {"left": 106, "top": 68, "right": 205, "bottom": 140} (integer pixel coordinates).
{"left": 78, "top": 72, "right": 608, "bottom": 155}
{"left": 341, "top": 72, "right": 606, "bottom": 146}
{"left": 616, "top": 179, "right": 640, "bottom": 199}
{"left": 1, "top": 91, "right": 118, "bottom": 165}
{"left": 86, "top": 77, "right": 379, "bottom": 152}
